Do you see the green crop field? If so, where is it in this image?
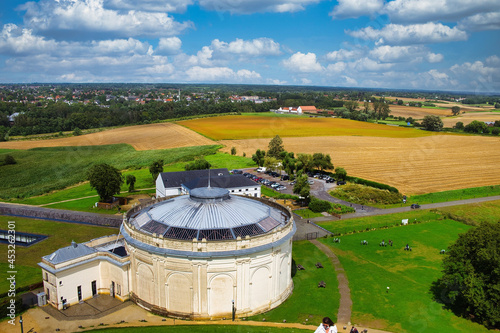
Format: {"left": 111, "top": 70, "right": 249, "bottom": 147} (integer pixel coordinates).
{"left": 322, "top": 220, "right": 489, "bottom": 333}
{"left": 0, "top": 144, "right": 221, "bottom": 200}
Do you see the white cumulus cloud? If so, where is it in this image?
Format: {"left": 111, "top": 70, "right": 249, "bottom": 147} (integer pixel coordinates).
{"left": 347, "top": 23, "right": 468, "bottom": 45}
{"left": 383, "top": 0, "right": 500, "bottom": 24}
{"left": 210, "top": 38, "right": 281, "bottom": 56}
{"left": 458, "top": 11, "right": 500, "bottom": 31}
{"left": 330, "top": 0, "right": 384, "bottom": 19}
{"left": 20, "top": 0, "right": 193, "bottom": 38}
{"left": 103, "top": 0, "right": 193, "bottom": 13}
{"left": 325, "top": 48, "right": 364, "bottom": 62}
{"left": 282, "top": 52, "right": 323, "bottom": 72}
{"left": 369, "top": 45, "right": 443, "bottom": 63}
{"left": 0, "top": 24, "right": 58, "bottom": 56}
{"left": 157, "top": 37, "right": 182, "bottom": 55}
{"left": 185, "top": 66, "right": 261, "bottom": 82}
{"left": 197, "top": 0, "right": 320, "bottom": 14}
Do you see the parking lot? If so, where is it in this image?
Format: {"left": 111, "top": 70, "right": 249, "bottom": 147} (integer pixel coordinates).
{"left": 233, "top": 168, "right": 337, "bottom": 196}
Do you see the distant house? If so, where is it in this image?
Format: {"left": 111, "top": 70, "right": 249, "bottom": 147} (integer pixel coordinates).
{"left": 276, "top": 105, "right": 318, "bottom": 115}
{"left": 484, "top": 121, "right": 495, "bottom": 127}
{"left": 298, "top": 105, "right": 318, "bottom": 113}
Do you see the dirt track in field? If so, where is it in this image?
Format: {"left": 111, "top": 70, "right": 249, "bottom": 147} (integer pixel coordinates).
{"left": 0, "top": 123, "right": 217, "bottom": 150}
{"left": 219, "top": 135, "right": 500, "bottom": 195}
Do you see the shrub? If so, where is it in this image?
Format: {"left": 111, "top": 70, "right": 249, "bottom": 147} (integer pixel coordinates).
{"left": 330, "top": 184, "right": 403, "bottom": 205}
{"left": 309, "top": 197, "right": 332, "bottom": 213}
{"left": 4, "top": 154, "right": 16, "bottom": 165}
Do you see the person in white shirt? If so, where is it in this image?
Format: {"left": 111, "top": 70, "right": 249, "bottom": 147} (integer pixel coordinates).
{"left": 314, "top": 317, "right": 337, "bottom": 333}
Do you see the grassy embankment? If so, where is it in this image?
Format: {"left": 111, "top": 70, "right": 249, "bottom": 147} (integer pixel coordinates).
{"left": 0, "top": 144, "right": 222, "bottom": 200}
{"left": 0, "top": 148, "right": 256, "bottom": 213}
{"left": 329, "top": 184, "right": 500, "bottom": 209}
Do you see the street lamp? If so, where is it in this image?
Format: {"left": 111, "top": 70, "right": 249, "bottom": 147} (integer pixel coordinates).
{"left": 20, "top": 315, "right": 24, "bottom": 333}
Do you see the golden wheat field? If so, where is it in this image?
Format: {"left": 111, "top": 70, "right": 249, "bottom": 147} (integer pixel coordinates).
{"left": 219, "top": 135, "right": 500, "bottom": 195}
{"left": 0, "top": 123, "right": 217, "bottom": 151}
{"left": 178, "top": 115, "right": 440, "bottom": 140}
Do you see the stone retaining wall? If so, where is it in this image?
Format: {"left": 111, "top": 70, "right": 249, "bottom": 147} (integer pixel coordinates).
{"left": 0, "top": 203, "right": 121, "bottom": 227}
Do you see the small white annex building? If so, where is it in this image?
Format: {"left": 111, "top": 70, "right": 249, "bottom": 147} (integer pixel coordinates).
{"left": 39, "top": 187, "right": 295, "bottom": 319}
{"left": 156, "top": 168, "right": 261, "bottom": 198}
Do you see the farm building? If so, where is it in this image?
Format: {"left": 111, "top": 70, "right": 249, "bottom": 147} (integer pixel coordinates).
{"left": 275, "top": 106, "right": 318, "bottom": 114}
{"left": 39, "top": 187, "right": 295, "bottom": 319}
{"left": 156, "top": 168, "right": 261, "bottom": 198}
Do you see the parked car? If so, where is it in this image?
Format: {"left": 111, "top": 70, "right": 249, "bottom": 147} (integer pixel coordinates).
{"left": 336, "top": 180, "right": 346, "bottom": 185}
{"left": 290, "top": 181, "right": 296, "bottom": 185}
{"left": 308, "top": 180, "right": 314, "bottom": 185}
{"left": 230, "top": 169, "right": 243, "bottom": 174}
{"left": 256, "top": 167, "right": 266, "bottom": 173}
{"left": 281, "top": 175, "right": 290, "bottom": 181}
{"left": 411, "top": 203, "right": 421, "bottom": 209}
{"left": 276, "top": 185, "right": 287, "bottom": 191}
{"left": 326, "top": 178, "right": 336, "bottom": 183}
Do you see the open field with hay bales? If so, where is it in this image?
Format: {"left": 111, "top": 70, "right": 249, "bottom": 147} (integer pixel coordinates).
{"left": 218, "top": 135, "right": 500, "bottom": 194}
{"left": 0, "top": 122, "right": 217, "bottom": 151}
{"left": 178, "top": 115, "right": 440, "bottom": 140}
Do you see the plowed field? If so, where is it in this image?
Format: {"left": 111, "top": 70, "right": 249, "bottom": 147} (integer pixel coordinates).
{"left": 218, "top": 135, "right": 500, "bottom": 195}
{"left": 0, "top": 123, "right": 217, "bottom": 151}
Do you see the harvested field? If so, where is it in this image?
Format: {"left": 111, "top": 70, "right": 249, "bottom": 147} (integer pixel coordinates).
{"left": 219, "top": 135, "right": 500, "bottom": 195}
{"left": 0, "top": 123, "right": 216, "bottom": 151}
{"left": 388, "top": 105, "right": 452, "bottom": 118}
{"left": 441, "top": 111, "right": 500, "bottom": 127}
{"left": 178, "top": 115, "right": 439, "bottom": 140}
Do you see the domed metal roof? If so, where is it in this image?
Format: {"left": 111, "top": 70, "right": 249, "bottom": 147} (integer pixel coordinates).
{"left": 129, "top": 187, "right": 289, "bottom": 241}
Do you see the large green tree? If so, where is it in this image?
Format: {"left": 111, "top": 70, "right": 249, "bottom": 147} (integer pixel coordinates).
{"left": 434, "top": 222, "right": 500, "bottom": 329}
{"left": 292, "top": 174, "right": 310, "bottom": 204}
{"left": 312, "top": 153, "right": 334, "bottom": 173}
{"left": 451, "top": 106, "right": 461, "bottom": 116}
{"left": 334, "top": 167, "right": 347, "bottom": 181}
{"left": 464, "top": 120, "right": 489, "bottom": 134}
{"left": 149, "top": 159, "right": 164, "bottom": 181}
{"left": 87, "top": 163, "right": 123, "bottom": 202}
{"left": 252, "top": 149, "right": 266, "bottom": 167}
{"left": 185, "top": 157, "right": 211, "bottom": 171}
{"left": 267, "top": 135, "right": 284, "bottom": 159}
{"left": 422, "top": 115, "right": 444, "bottom": 131}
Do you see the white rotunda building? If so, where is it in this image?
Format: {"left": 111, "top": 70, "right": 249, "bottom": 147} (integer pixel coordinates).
{"left": 40, "top": 187, "right": 296, "bottom": 319}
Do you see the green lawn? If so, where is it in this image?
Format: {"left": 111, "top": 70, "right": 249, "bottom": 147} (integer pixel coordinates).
{"left": 323, "top": 220, "right": 489, "bottom": 333}
{"left": 85, "top": 325, "right": 312, "bottom": 333}
{"left": 293, "top": 209, "right": 323, "bottom": 219}
{"left": 318, "top": 210, "right": 441, "bottom": 235}
{"left": 0, "top": 216, "right": 118, "bottom": 294}
{"left": 434, "top": 199, "right": 500, "bottom": 225}
{"left": 408, "top": 185, "right": 500, "bottom": 204}
{"left": 249, "top": 240, "right": 340, "bottom": 324}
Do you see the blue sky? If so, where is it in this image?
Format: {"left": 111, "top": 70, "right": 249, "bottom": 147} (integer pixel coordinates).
{"left": 0, "top": 0, "right": 499, "bottom": 93}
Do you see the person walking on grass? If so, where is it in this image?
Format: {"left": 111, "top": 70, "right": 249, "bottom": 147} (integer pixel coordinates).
{"left": 314, "top": 317, "right": 337, "bottom": 333}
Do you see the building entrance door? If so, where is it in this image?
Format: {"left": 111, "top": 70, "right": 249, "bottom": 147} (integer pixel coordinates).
{"left": 77, "top": 285, "right": 82, "bottom": 302}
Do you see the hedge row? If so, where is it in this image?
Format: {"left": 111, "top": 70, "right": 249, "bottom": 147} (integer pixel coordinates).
{"left": 346, "top": 176, "right": 400, "bottom": 193}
